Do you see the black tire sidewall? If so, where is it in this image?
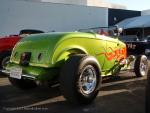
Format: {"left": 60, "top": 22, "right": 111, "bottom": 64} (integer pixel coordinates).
{"left": 60, "top": 55, "right": 101, "bottom": 104}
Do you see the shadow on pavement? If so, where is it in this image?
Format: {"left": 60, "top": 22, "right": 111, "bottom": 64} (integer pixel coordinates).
{"left": 0, "top": 73, "right": 7, "bottom": 78}
{"left": 27, "top": 89, "right": 144, "bottom": 113}
{"left": 0, "top": 85, "right": 61, "bottom": 111}
{"left": 0, "top": 74, "right": 146, "bottom": 113}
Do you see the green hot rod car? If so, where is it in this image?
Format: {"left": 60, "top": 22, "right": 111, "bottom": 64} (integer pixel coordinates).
{"left": 3, "top": 29, "right": 149, "bottom": 104}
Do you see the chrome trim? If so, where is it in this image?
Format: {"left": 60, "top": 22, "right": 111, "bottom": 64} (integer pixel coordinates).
{"left": 22, "top": 74, "right": 36, "bottom": 79}
{"left": 1, "top": 70, "right": 10, "bottom": 75}
{"left": 1, "top": 70, "right": 36, "bottom": 80}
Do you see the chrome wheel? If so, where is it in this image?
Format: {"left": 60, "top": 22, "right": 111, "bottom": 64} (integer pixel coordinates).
{"left": 134, "top": 55, "right": 149, "bottom": 77}
{"left": 78, "top": 65, "right": 97, "bottom": 95}
{"left": 140, "top": 59, "right": 148, "bottom": 76}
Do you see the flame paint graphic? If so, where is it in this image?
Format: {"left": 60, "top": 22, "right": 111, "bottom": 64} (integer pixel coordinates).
{"left": 97, "top": 47, "right": 126, "bottom": 61}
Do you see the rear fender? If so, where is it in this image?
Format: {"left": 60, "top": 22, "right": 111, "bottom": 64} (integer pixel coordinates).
{"left": 52, "top": 47, "right": 88, "bottom": 67}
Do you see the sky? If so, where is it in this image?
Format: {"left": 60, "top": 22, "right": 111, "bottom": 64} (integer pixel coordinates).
{"left": 107, "top": 0, "right": 150, "bottom": 11}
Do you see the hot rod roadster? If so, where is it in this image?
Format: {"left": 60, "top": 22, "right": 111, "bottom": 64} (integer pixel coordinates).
{"left": 2, "top": 28, "right": 149, "bottom": 104}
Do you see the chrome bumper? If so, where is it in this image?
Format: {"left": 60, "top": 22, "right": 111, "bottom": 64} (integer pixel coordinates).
{"left": 1, "top": 69, "right": 36, "bottom": 80}
{"left": 1, "top": 69, "right": 10, "bottom": 75}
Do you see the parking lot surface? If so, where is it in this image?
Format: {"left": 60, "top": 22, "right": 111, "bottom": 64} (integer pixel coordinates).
{"left": 0, "top": 72, "right": 146, "bottom": 113}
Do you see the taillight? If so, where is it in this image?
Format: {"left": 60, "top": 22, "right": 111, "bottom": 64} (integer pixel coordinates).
{"left": 20, "top": 52, "right": 31, "bottom": 66}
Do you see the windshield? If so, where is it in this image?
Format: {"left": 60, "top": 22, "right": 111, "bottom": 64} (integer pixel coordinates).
{"left": 78, "top": 27, "right": 118, "bottom": 37}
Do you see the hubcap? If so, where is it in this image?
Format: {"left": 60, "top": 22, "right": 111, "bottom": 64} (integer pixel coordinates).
{"left": 78, "top": 65, "right": 97, "bottom": 95}
{"left": 140, "top": 59, "right": 148, "bottom": 76}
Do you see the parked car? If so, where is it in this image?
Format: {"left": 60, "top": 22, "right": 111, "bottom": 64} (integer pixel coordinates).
{"left": 3, "top": 28, "right": 149, "bottom": 104}
{"left": 119, "top": 35, "right": 150, "bottom": 56}
{"left": 0, "top": 29, "right": 44, "bottom": 72}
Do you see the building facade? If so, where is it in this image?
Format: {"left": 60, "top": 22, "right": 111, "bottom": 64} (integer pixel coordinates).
{"left": 142, "top": 9, "right": 150, "bottom": 15}
{"left": 108, "top": 9, "right": 141, "bottom": 26}
{"left": 0, "top": 0, "right": 140, "bottom": 36}
{"left": 30, "top": 0, "right": 126, "bottom": 9}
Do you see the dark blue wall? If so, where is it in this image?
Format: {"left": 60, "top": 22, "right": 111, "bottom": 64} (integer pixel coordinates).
{"left": 108, "top": 8, "right": 141, "bottom": 26}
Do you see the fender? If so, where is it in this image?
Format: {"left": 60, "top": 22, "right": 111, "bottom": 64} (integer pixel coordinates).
{"left": 52, "top": 46, "right": 88, "bottom": 66}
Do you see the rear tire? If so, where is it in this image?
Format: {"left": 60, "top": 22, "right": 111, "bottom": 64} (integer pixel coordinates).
{"left": 134, "top": 55, "right": 148, "bottom": 77}
{"left": 59, "top": 55, "right": 101, "bottom": 105}
{"left": 8, "top": 77, "right": 37, "bottom": 90}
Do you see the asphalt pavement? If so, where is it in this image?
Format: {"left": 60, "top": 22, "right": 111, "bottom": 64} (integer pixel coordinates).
{"left": 0, "top": 71, "right": 146, "bottom": 113}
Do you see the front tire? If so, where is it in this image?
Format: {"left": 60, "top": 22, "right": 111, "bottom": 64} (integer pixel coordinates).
{"left": 134, "top": 55, "right": 149, "bottom": 77}
{"left": 59, "top": 55, "right": 101, "bottom": 105}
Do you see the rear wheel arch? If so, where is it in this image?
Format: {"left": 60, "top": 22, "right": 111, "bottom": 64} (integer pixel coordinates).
{"left": 52, "top": 47, "right": 88, "bottom": 66}
{"left": 67, "top": 48, "right": 87, "bottom": 57}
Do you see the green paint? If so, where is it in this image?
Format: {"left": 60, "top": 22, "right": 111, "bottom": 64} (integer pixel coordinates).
{"left": 7, "top": 32, "right": 126, "bottom": 81}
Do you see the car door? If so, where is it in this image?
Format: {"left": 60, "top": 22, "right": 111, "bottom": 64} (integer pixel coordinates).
{"left": 102, "top": 37, "right": 120, "bottom": 71}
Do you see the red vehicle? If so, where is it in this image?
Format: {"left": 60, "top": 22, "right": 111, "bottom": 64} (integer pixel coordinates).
{"left": 0, "top": 29, "right": 44, "bottom": 72}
